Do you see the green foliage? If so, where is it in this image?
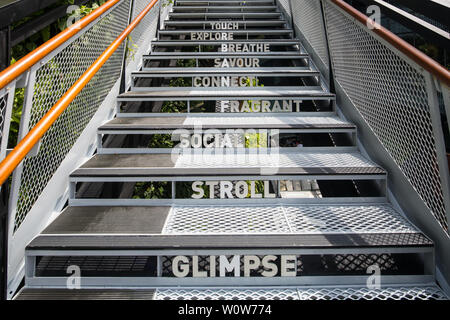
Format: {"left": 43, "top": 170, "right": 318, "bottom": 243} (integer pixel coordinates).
{"left": 162, "top": 0, "right": 174, "bottom": 8}
{"left": 132, "top": 182, "right": 170, "bottom": 199}
{"left": 8, "top": 0, "right": 106, "bottom": 149}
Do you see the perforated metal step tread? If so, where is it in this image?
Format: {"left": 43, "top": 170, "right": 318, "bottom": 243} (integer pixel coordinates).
{"left": 15, "top": 288, "right": 155, "bottom": 300}
{"left": 164, "top": 20, "right": 286, "bottom": 27}
{"left": 15, "top": 285, "right": 447, "bottom": 300}
{"left": 144, "top": 52, "right": 307, "bottom": 58}
{"left": 172, "top": 6, "right": 279, "bottom": 11}
{"left": 71, "top": 150, "right": 385, "bottom": 177}
{"left": 154, "top": 285, "right": 447, "bottom": 300}
{"left": 176, "top": 0, "right": 276, "bottom": 3}
{"left": 117, "top": 87, "right": 335, "bottom": 101}
{"left": 40, "top": 204, "right": 419, "bottom": 236}
{"left": 134, "top": 67, "right": 318, "bottom": 77}
{"left": 159, "top": 29, "right": 292, "bottom": 34}
{"left": 42, "top": 206, "right": 170, "bottom": 234}
{"left": 168, "top": 12, "right": 282, "bottom": 18}
{"left": 99, "top": 114, "right": 354, "bottom": 131}
{"left": 152, "top": 39, "right": 299, "bottom": 46}
{"left": 27, "top": 232, "right": 432, "bottom": 251}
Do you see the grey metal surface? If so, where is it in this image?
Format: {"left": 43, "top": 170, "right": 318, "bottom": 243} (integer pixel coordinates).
{"left": 172, "top": 6, "right": 279, "bottom": 12}
{"left": 164, "top": 20, "right": 286, "bottom": 27}
{"left": 15, "top": 288, "right": 155, "bottom": 300}
{"left": 27, "top": 232, "right": 432, "bottom": 251}
{"left": 42, "top": 206, "right": 170, "bottom": 234}
{"left": 144, "top": 52, "right": 307, "bottom": 59}
{"left": 71, "top": 150, "right": 385, "bottom": 177}
{"left": 118, "top": 87, "right": 335, "bottom": 101}
{"left": 159, "top": 29, "right": 291, "bottom": 35}
{"left": 151, "top": 39, "right": 299, "bottom": 46}
{"left": 163, "top": 203, "right": 418, "bottom": 235}
{"left": 132, "top": 67, "right": 318, "bottom": 78}
{"left": 98, "top": 114, "right": 355, "bottom": 130}
{"left": 168, "top": 12, "right": 282, "bottom": 18}
{"left": 154, "top": 285, "right": 448, "bottom": 300}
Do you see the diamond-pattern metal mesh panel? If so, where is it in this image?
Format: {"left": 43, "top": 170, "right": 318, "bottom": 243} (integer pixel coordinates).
{"left": 163, "top": 204, "right": 416, "bottom": 234}
{"left": 0, "top": 93, "right": 7, "bottom": 153}
{"left": 277, "top": 0, "right": 291, "bottom": 22}
{"left": 128, "top": 0, "right": 160, "bottom": 62}
{"left": 329, "top": 254, "right": 398, "bottom": 273}
{"left": 291, "top": 0, "right": 329, "bottom": 70}
{"left": 174, "top": 150, "right": 378, "bottom": 168}
{"left": 284, "top": 204, "right": 415, "bottom": 234}
{"left": 154, "top": 286, "right": 447, "bottom": 300}
{"left": 155, "top": 288, "right": 299, "bottom": 300}
{"left": 13, "top": 0, "right": 132, "bottom": 231}
{"left": 323, "top": 2, "right": 448, "bottom": 234}
{"left": 165, "top": 205, "right": 290, "bottom": 234}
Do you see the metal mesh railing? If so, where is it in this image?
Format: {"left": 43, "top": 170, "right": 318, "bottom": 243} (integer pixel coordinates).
{"left": 276, "top": 0, "right": 291, "bottom": 22}
{"left": 290, "top": 0, "right": 329, "bottom": 71}
{"left": 0, "top": 94, "right": 8, "bottom": 154}
{"left": 322, "top": 1, "right": 449, "bottom": 234}
{"left": 11, "top": 0, "right": 133, "bottom": 231}
{"left": 129, "top": 0, "right": 160, "bottom": 58}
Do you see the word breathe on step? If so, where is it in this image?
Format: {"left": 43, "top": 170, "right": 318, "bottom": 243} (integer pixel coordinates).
{"left": 172, "top": 255, "right": 297, "bottom": 278}
{"left": 191, "top": 181, "right": 276, "bottom": 199}
{"left": 221, "top": 43, "right": 270, "bottom": 53}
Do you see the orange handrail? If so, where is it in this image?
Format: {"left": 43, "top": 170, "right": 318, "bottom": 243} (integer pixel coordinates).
{"left": 0, "top": 0, "right": 121, "bottom": 90}
{"left": 330, "top": 0, "right": 450, "bottom": 88}
{"left": 0, "top": 0, "right": 159, "bottom": 185}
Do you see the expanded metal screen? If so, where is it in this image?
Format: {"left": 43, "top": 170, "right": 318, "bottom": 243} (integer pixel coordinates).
{"left": 290, "top": 0, "right": 329, "bottom": 71}
{"left": 276, "top": 0, "right": 291, "bottom": 22}
{"left": 163, "top": 204, "right": 417, "bottom": 234}
{"left": 154, "top": 286, "right": 448, "bottom": 300}
{"left": 322, "top": 1, "right": 449, "bottom": 234}
{"left": 0, "top": 94, "right": 8, "bottom": 154}
{"left": 11, "top": 0, "right": 137, "bottom": 231}
{"left": 128, "top": 0, "right": 160, "bottom": 61}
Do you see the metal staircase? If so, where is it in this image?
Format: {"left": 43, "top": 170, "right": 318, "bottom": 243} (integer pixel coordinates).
{"left": 12, "top": 0, "right": 448, "bottom": 300}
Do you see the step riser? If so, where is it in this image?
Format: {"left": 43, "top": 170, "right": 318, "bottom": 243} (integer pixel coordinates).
{"left": 25, "top": 250, "right": 434, "bottom": 288}
{"left": 164, "top": 21, "right": 287, "bottom": 28}
{"left": 158, "top": 32, "right": 293, "bottom": 40}
{"left": 144, "top": 57, "right": 308, "bottom": 68}
{"left": 175, "top": 0, "right": 276, "bottom": 4}
{"left": 168, "top": 13, "right": 283, "bottom": 19}
{"left": 172, "top": 7, "right": 279, "bottom": 12}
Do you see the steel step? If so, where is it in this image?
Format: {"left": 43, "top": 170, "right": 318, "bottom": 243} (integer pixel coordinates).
{"left": 27, "top": 234, "right": 432, "bottom": 254}
{"left": 15, "top": 288, "right": 156, "bottom": 300}
{"left": 158, "top": 29, "right": 293, "bottom": 36}
{"left": 117, "top": 87, "right": 335, "bottom": 102}
{"left": 172, "top": 6, "right": 279, "bottom": 12}
{"left": 98, "top": 114, "right": 356, "bottom": 132}
{"left": 152, "top": 39, "right": 299, "bottom": 46}
{"left": 70, "top": 149, "right": 385, "bottom": 178}
{"left": 23, "top": 204, "right": 434, "bottom": 287}
{"left": 133, "top": 67, "right": 319, "bottom": 78}
{"left": 175, "top": 0, "right": 276, "bottom": 5}
{"left": 168, "top": 12, "right": 282, "bottom": 19}
{"left": 144, "top": 52, "right": 306, "bottom": 59}
{"left": 14, "top": 285, "right": 447, "bottom": 300}
{"left": 164, "top": 20, "right": 287, "bottom": 28}
{"left": 38, "top": 204, "right": 418, "bottom": 236}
